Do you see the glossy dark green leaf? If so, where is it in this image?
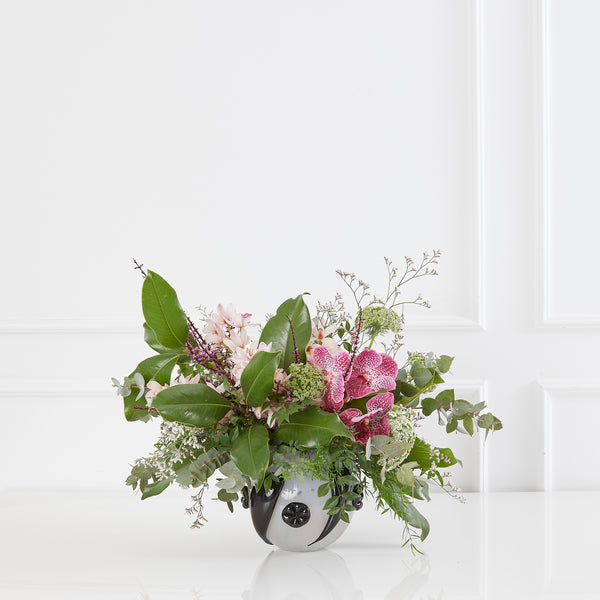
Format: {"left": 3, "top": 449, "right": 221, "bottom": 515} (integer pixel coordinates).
{"left": 259, "top": 295, "right": 311, "bottom": 369}
{"left": 142, "top": 270, "right": 189, "bottom": 349}
{"left": 143, "top": 322, "right": 174, "bottom": 353}
{"left": 123, "top": 352, "right": 181, "bottom": 421}
{"left": 231, "top": 425, "right": 270, "bottom": 487}
{"left": 153, "top": 383, "right": 230, "bottom": 427}
{"left": 275, "top": 406, "right": 352, "bottom": 447}
{"left": 240, "top": 350, "right": 281, "bottom": 407}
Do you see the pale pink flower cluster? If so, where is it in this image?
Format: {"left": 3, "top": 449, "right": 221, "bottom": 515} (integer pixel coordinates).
{"left": 305, "top": 319, "right": 340, "bottom": 361}
{"left": 203, "top": 303, "right": 271, "bottom": 383}
{"left": 145, "top": 374, "right": 201, "bottom": 404}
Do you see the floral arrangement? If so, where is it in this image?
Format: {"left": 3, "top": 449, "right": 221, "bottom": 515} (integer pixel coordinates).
{"left": 114, "top": 253, "right": 502, "bottom": 549}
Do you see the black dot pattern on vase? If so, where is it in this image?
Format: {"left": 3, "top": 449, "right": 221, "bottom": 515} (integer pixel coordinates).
{"left": 281, "top": 502, "right": 311, "bottom": 528}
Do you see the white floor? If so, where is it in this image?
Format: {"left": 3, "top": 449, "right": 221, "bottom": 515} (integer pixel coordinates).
{"left": 1, "top": 489, "right": 598, "bottom": 599}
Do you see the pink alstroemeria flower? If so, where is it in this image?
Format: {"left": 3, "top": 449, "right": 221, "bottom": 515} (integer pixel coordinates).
{"left": 213, "top": 303, "right": 252, "bottom": 329}
{"left": 345, "top": 349, "right": 398, "bottom": 399}
{"left": 202, "top": 317, "right": 226, "bottom": 344}
{"left": 340, "top": 392, "right": 394, "bottom": 443}
{"left": 310, "top": 346, "right": 352, "bottom": 412}
{"left": 305, "top": 319, "right": 340, "bottom": 360}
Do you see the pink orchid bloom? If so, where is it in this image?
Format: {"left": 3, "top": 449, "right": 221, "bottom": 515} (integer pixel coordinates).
{"left": 345, "top": 349, "right": 398, "bottom": 399}
{"left": 310, "top": 345, "right": 352, "bottom": 412}
{"left": 340, "top": 392, "right": 394, "bottom": 443}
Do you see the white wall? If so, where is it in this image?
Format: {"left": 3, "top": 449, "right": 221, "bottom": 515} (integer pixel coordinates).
{"left": 1, "top": 0, "right": 598, "bottom": 493}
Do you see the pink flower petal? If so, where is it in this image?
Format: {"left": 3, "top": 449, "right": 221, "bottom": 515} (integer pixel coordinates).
{"left": 369, "top": 416, "right": 390, "bottom": 437}
{"left": 379, "top": 354, "right": 399, "bottom": 379}
{"left": 340, "top": 408, "right": 362, "bottom": 426}
{"left": 333, "top": 351, "right": 351, "bottom": 374}
{"left": 324, "top": 372, "right": 346, "bottom": 412}
{"left": 312, "top": 345, "right": 334, "bottom": 371}
{"left": 354, "top": 349, "right": 382, "bottom": 373}
{"left": 372, "top": 374, "right": 397, "bottom": 392}
{"left": 366, "top": 392, "right": 394, "bottom": 415}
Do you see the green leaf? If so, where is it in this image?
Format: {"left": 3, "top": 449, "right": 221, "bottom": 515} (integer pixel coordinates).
{"left": 401, "top": 477, "right": 430, "bottom": 501}
{"left": 421, "top": 397, "right": 439, "bottom": 417}
{"left": 446, "top": 418, "right": 458, "bottom": 433}
{"left": 231, "top": 425, "right": 270, "bottom": 487}
{"left": 275, "top": 406, "right": 353, "bottom": 447}
{"left": 240, "top": 350, "right": 281, "bottom": 407}
{"left": 143, "top": 323, "right": 173, "bottom": 353}
{"left": 478, "top": 412, "right": 494, "bottom": 428}
{"left": 405, "top": 438, "right": 458, "bottom": 470}
{"left": 411, "top": 366, "right": 433, "bottom": 389}
{"left": 323, "top": 495, "right": 340, "bottom": 510}
{"left": 175, "top": 448, "right": 229, "bottom": 486}
{"left": 438, "top": 355, "right": 454, "bottom": 373}
{"left": 400, "top": 382, "right": 420, "bottom": 397}
{"left": 432, "top": 371, "right": 445, "bottom": 385}
{"left": 396, "top": 464, "right": 415, "bottom": 487}
{"left": 153, "top": 383, "right": 231, "bottom": 427}
{"left": 463, "top": 415, "right": 474, "bottom": 436}
{"left": 317, "top": 483, "right": 330, "bottom": 497}
{"left": 452, "top": 399, "right": 473, "bottom": 418}
{"left": 142, "top": 270, "right": 189, "bottom": 349}
{"left": 141, "top": 478, "right": 171, "bottom": 500}
{"left": 472, "top": 401, "right": 486, "bottom": 414}
{"left": 123, "top": 352, "right": 181, "bottom": 421}
{"left": 217, "top": 489, "right": 238, "bottom": 503}
{"left": 401, "top": 501, "right": 430, "bottom": 541}
{"left": 259, "top": 295, "right": 311, "bottom": 369}
{"left": 435, "top": 388, "right": 455, "bottom": 409}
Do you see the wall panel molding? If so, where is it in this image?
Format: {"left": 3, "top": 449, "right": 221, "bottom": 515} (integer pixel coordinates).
{"left": 538, "top": 380, "right": 600, "bottom": 492}
{"left": 536, "top": 0, "right": 600, "bottom": 328}
{"left": 0, "top": 0, "right": 486, "bottom": 335}
{"left": 408, "top": 0, "right": 485, "bottom": 332}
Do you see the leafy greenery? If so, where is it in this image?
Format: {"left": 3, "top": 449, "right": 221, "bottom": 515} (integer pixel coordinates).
{"left": 117, "top": 258, "right": 503, "bottom": 552}
{"left": 240, "top": 350, "right": 281, "bottom": 407}
{"left": 142, "top": 270, "right": 189, "bottom": 349}
{"left": 230, "top": 425, "right": 270, "bottom": 487}
{"left": 275, "top": 406, "right": 353, "bottom": 447}
{"left": 259, "top": 295, "right": 311, "bottom": 369}
{"left": 152, "top": 383, "right": 231, "bottom": 427}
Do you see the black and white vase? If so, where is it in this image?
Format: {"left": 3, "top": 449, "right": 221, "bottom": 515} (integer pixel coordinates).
{"left": 242, "top": 474, "right": 362, "bottom": 552}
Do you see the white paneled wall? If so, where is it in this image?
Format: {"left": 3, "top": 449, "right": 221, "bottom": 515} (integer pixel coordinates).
{"left": 0, "top": 0, "right": 598, "bottom": 493}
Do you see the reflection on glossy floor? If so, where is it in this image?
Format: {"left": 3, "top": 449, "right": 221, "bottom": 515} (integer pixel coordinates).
{"left": 1, "top": 489, "right": 598, "bottom": 599}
